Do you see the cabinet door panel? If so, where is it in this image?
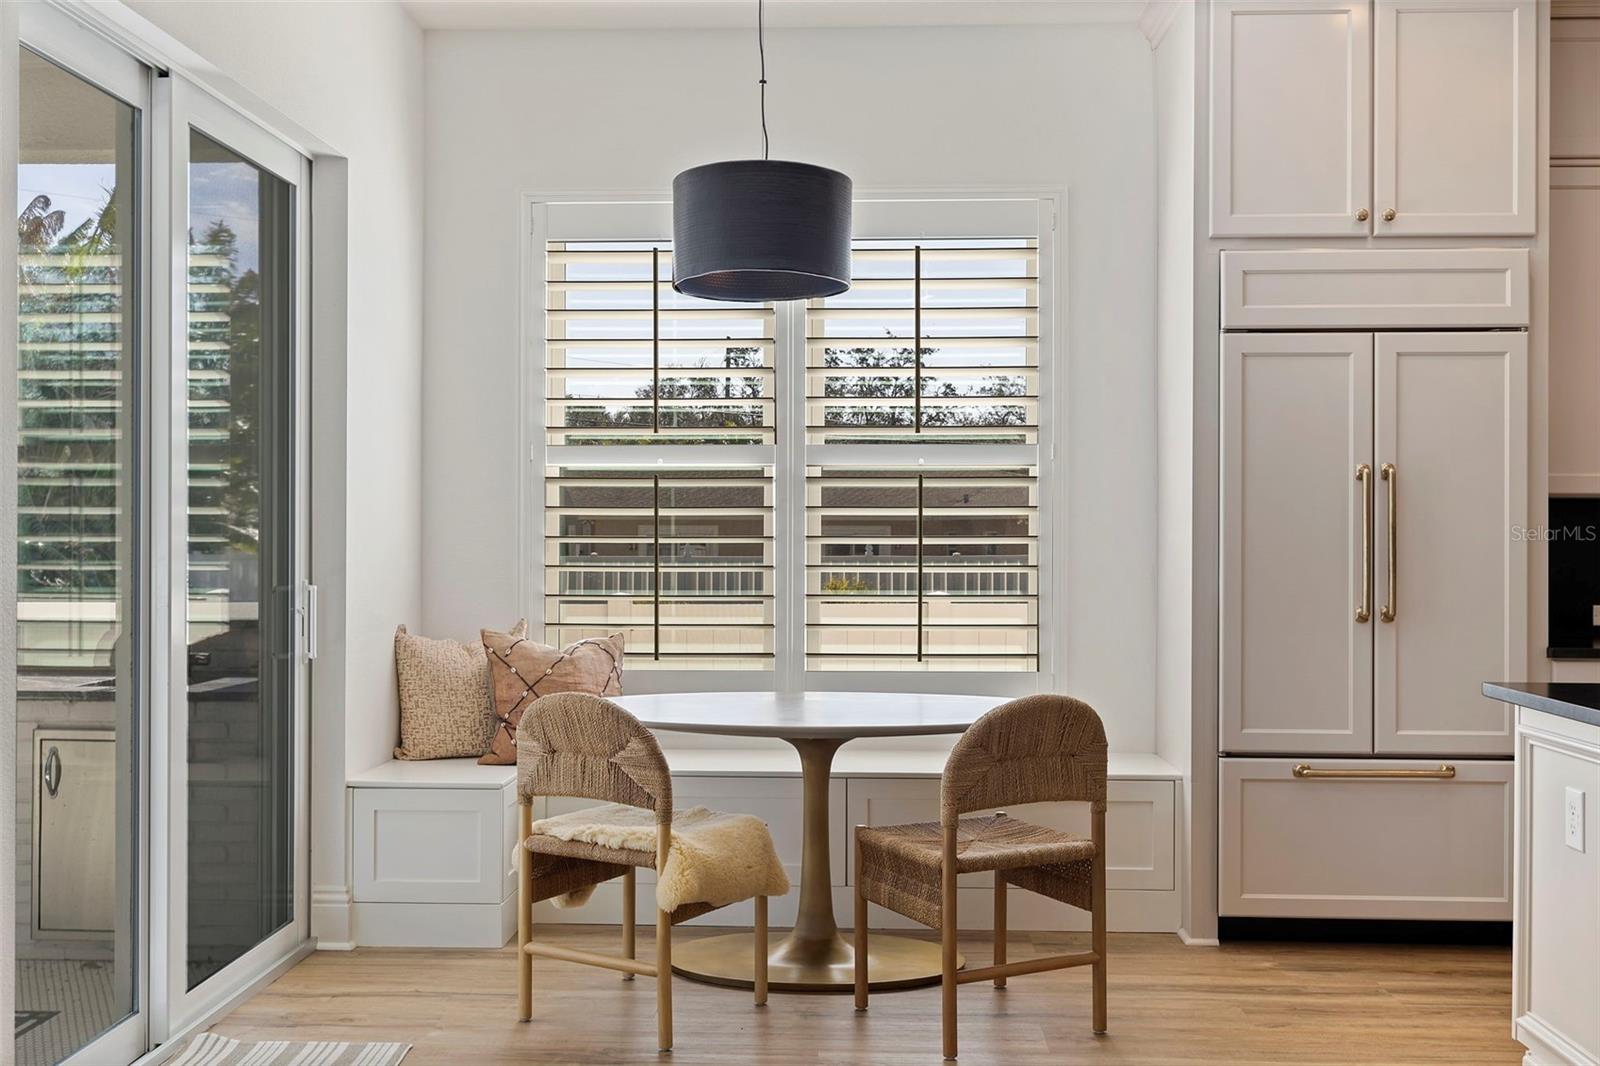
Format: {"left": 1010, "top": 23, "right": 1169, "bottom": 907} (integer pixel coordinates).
{"left": 1374, "top": 333, "right": 1526, "bottom": 754}
{"left": 1222, "top": 334, "right": 1374, "bottom": 753}
{"left": 1210, "top": 1, "right": 1372, "bottom": 236}
{"left": 36, "top": 734, "right": 117, "bottom": 934}
{"left": 1220, "top": 757, "right": 1513, "bottom": 920}
{"left": 1550, "top": 168, "right": 1600, "bottom": 495}
{"left": 1373, "top": 0, "right": 1536, "bottom": 235}
{"left": 1551, "top": 19, "right": 1600, "bottom": 161}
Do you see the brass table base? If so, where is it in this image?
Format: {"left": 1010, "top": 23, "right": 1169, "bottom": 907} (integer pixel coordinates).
{"left": 672, "top": 931, "right": 964, "bottom": 993}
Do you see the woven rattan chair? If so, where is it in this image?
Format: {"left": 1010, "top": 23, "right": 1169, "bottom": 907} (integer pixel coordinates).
{"left": 514, "top": 692, "right": 773, "bottom": 1052}
{"left": 852, "top": 694, "right": 1109, "bottom": 1060}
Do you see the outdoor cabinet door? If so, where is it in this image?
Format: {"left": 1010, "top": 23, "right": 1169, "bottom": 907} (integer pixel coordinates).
{"left": 1210, "top": 0, "right": 1372, "bottom": 236}
{"left": 1222, "top": 333, "right": 1375, "bottom": 754}
{"left": 1374, "top": 332, "right": 1526, "bottom": 755}
{"left": 1373, "top": 0, "right": 1536, "bottom": 235}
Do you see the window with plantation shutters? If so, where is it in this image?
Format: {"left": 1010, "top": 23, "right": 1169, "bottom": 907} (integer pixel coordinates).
{"left": 538, "top": 205, "right": 1049, "bottom": 681}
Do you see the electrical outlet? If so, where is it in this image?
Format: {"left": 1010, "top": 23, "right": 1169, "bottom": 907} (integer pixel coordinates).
{"left": 1567, "top": 787, "right": 1587, "bottom": 853}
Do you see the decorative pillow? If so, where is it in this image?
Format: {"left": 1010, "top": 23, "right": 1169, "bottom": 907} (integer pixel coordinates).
{"left": 393, "top": 620, "right": 526, "bottom": 760}
{"left": 479, "top": 629, "right": 624, "bottom": 765}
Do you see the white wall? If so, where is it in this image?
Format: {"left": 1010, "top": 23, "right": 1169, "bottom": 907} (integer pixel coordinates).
{"left": 421, "top": 24, "right": 1160, "bottom": 752}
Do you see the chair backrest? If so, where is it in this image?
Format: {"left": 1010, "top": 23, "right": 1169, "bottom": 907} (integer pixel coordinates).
{"left": 940, "top": 694, "right": 1108, "bottom": 825}
{"left": 515, "top": 692, "right": 672, "bottom": 823}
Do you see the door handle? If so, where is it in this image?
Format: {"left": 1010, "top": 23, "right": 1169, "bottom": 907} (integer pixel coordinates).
{"left": 1294, "top": 763, "right": 1455, "bottom": 780}
{"left": 1355, "top": 463, "right": 1372, "bottom": 623}
{"left": 43, "top": 746, "right": 62, "bottom": 797}
{"left": 1380, "top": 463, "right": 1396, "bottom": 622}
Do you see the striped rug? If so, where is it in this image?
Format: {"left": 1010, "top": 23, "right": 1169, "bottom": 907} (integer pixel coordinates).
{"left": 170, "top": 1033, "right": 410, "bottom": 1066}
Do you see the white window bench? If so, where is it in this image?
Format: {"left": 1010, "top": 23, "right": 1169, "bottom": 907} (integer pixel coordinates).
{"left": 345, "top": 751, "right": 1181, "bottom": 948}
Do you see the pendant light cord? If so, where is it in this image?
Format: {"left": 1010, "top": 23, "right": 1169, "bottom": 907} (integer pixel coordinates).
{"left": 758, "top": 0, "right": 769, "bottom": 160}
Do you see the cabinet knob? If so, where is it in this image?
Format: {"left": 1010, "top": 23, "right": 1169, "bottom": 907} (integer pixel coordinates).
{"left": 1382, "top": 208, "right": 1397, "bottom": 222}
{"left": 1356, "top": 208, "right": 1370, "bottom": 222}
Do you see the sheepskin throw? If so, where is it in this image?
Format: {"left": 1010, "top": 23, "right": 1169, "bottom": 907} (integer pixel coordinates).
{"left": 393, "top": 620, "right": 526, "bottom": 760}
{"left": 479, "top": 630, "right": 625, "bottom": 765}
{"left": 530, "top": 803, "right": 790, "bottom": 912}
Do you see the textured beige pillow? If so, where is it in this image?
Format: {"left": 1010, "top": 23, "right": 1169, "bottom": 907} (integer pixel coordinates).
{"left": 394, "top": 620, "right": 527, "bottom": 760}
{"left": 479, "top": 629, "right": 625, "bottom": 765}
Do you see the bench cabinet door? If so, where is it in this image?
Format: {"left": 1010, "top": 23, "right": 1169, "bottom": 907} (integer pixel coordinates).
{"left": 352, "top": 785, "right": 511, "bottom": 905}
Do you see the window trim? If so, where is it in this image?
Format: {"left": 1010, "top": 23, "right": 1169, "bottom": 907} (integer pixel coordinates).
{"left": 520, "top": 189, "right": 1065, "bottom": 697}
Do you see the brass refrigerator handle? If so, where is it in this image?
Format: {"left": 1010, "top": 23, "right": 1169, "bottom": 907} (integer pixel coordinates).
{"left": 1293, "top": 764, "right": 1455, "bottom": 780}
{"left": 1380, "top": 462, "right": 1396, "bottom": 622}
{"left": 1355, "top": 463, "right": 1372, "bottom": 623}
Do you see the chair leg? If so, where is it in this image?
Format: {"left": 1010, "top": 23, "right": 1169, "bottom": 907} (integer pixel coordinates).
{"left": 754, "top": 895, "right": 769, "bottom": 1007}
{"left": 993, "top": 869, "right": 1007, "bottom": 989}
{"left": 656, "top": 908, "right": 673, "bottom": 1051}
{"left": 517, "top": 806, "right": 532, "bottom": 1022}
{"left": 622, "top": 869, "right": 636, "bottom": 981}
{"left": 941, "top": 825, "right": 958, "bottom": 1060}
{"left": 853, "top": 825, "right": 868, "bottom": 1011}
{"left": 1092, "top": 807, "right": 1108, "bottom": 1035}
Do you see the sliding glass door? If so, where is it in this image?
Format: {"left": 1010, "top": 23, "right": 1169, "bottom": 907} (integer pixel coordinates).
{"left": 163, "top": 79, "right": 310, "bottom": 1028}
{"left": 14, "top": 14, "right": 148, "bottom": 1065}
{"left": 12, "top": 8, "right": 312, "bottom": 1062}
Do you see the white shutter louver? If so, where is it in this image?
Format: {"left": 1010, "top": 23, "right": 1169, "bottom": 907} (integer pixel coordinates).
{"left": 545, "top": 465, "right": 776, "bottom": 670}
{"left": 804, "top": 239, "right": 1038, "bottom": 445}
{"left": 804, "top": 465, "right": 1039, "bottom": 671}
{"left": 547, "top": 241, "right": 775, "bottom": 445}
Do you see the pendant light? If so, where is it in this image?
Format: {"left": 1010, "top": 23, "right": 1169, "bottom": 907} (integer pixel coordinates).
{"left": 672, "top": 0, "right": 852, "bottom": 302}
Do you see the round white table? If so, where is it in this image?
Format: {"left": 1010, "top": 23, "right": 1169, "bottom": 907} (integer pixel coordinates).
{"left": 613, "top": 691, "right": 1002, "bottom": 994}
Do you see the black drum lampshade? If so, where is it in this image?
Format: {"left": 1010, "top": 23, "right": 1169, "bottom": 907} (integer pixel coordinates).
{"left": 671, "top": 159, "right": 852, "bottom": 302}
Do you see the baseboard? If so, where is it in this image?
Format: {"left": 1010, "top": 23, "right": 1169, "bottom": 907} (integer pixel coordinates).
{"left": 1176, "top": 927, "right": 1220, "bottom": 947}
{"left": 353, "top": 896, "right": 518, "bottom": 948}
{"left": 533, "top": 882, "right": 1181, "bottom": 934}
{"left": 1218, "top": 917, "right": 1512, "bottom": 945}
{"left": 1516, "top": 1012, "right": 1598, "bottom": 1066}
{"left": 310, "top": 883, "right": 354, "bottom": 947}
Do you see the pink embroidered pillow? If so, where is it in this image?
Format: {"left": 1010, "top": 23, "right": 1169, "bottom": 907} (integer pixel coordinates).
{"left": 479, "top": 629, "right": 624, "bottom": 765}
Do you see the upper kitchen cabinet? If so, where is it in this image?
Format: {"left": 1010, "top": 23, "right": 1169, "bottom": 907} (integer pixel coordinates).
{"left": 1372, "top": 0, "right": 1536, "bottom": 236}
{"left": 1210, "top": 1, "right": 1372, "bottom": 237}
{"left": 1209, "top": 0, "right": 1536, "bottom": 238}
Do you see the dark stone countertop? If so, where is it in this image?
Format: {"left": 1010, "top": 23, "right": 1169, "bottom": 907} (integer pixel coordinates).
{"left": 1483, "top": 682, "right": 1600, "bottom": 730}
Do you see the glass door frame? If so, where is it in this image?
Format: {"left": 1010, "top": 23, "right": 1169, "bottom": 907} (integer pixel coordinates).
{"left": 16, "top": 6, "right": 153, "bottom": 1064}
{"left": 153, "top": 73, "right": 312, "bottom": 1038}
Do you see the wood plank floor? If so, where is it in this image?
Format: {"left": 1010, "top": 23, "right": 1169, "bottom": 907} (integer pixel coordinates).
{"left": 207, "top": 926, "right": 1522, "bottom": 1065}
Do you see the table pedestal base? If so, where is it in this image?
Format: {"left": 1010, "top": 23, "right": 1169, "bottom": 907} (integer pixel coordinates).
{"left": 672, "top": 930, "right": 964, "bottom": 993}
